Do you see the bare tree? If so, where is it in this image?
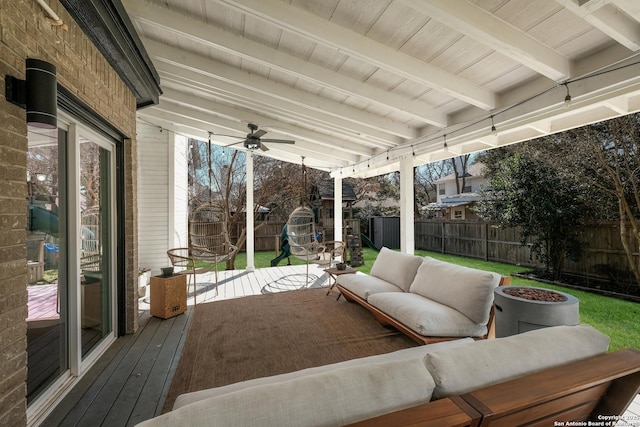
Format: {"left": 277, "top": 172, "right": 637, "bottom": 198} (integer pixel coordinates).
{"left": 189, "top": 141, "right": 328, "bottom": 268}
{"left": 450, "top": 155, "right": 471, "bottom": 194}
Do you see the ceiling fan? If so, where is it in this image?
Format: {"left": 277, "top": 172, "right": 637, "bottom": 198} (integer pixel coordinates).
{"left": 224, "top": 123, "right": 295, "bottom": 151}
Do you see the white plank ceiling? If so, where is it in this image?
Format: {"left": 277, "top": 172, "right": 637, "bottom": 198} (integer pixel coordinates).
{"left": 123, "top": 0, "right": 640, "bottom": 177}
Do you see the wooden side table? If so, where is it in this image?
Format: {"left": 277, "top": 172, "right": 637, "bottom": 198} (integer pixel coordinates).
{"left": 323, "top": 266, "right": 357, "bottom": 300}
{"left": 150, "top": 274, "right": 187, "bottom": 319}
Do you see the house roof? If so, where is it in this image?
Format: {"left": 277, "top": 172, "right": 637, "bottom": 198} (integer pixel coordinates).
{"left": 310, "top": 179, "right": 357, "bottom": 202}
{"left": 111, "top": 0, "right": 640, "bottom": 177}
{"left": 423, "top": 192, "right": 481, "bottom": 210}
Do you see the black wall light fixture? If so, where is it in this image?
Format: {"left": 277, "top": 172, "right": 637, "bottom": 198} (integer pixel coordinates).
{"left": 5, "top": 58, "right": 57, "bottom": 129}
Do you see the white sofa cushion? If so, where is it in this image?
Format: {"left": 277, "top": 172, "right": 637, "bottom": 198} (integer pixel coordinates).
{"left": 174, "top": 338, "right": 473, "bottom": 408}
{"left": 409, "top": 257, "right": 501, "bottom": 324}
{"left": 367, "top": 292, "right": 487, "bottom": 337}
{"left": 336, "top": 273, "right": 404, "bottom": 299}
{"left": 370, "top": 247, "right": 423, "bottom": 292}
{"left": 424, "top": 324, "right": 610, "bottom": 399}
{"left": 137, "top": 358, "right": 436, "bottom": 427}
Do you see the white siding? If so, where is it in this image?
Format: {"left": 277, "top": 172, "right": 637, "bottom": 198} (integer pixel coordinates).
{"left": 137, "top": 122, "right": 189, "bottom": 275}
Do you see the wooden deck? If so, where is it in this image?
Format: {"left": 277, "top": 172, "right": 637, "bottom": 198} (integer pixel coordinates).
{"left": 28, "top": 283, "right": 59, "bottom": 321}
{"left": 39, "top": 264, "right": 640, "bottom": 426}
{"left": 41, "top": 264, "right": 335, "bottom": 426}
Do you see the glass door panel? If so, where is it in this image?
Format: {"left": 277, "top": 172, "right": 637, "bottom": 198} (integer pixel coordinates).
{"left": 79, "top": 138, "right": 112, "bottom": 357}
{"left": 26, "top": 127, "right": 68, "bottom": 403}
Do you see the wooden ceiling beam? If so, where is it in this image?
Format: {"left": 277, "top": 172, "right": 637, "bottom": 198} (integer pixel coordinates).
{"left": 556, "top": 0, "right": 640, "bottom": 51}
{"left": 142, "top": 39, "right": 410, "bottom": 142}
{"left": 399, "top": 0, "right": 572, "bottom": 81}
{"left": 124, "top": 0, "right": 448, "bottom": 126}
{"left": 216, "top": 0, "right": 496, "bottom": 109}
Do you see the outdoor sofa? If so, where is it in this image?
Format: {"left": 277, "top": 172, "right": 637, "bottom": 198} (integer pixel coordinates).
{"left": 135, "top": 325, "right": 640, "bottom": 426}
{"left": 337, "top": 247, "right": 510, "bottom": 344}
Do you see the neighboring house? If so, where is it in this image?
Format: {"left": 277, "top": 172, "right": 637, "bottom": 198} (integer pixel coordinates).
{"left": 423, "top": 163, "right": 487, "bottom": 221}
{"left": 309, "top": 179, "right": 357, "bottom": 240}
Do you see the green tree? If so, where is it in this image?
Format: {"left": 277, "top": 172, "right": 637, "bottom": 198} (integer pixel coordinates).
{"left": 476, "top": 143, "right": 599, "bottom": 279}
{"left": 562, "top": 114, "right": 640, "bottom": 286}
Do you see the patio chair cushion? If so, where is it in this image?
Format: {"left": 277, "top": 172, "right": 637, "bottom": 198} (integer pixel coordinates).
{"left": 424, "top": 324, "right": 610, "bottom": 399}
{"left": 137, "top": 358, "right": 435, "bottom": 427}
{"left": 409, "top": 257, "right": 501, "bottom": 324}
{"left": 336, "top": 273, "right": 405, "bottom": 300}
{"left": 367, "top": 292, "right": 487, "bottom": 337}
{"left": 369, "top": 247, "right": 423, "bottom": 292}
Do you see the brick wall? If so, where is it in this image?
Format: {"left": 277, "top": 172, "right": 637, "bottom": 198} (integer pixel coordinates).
{"left": 0, "top": 1, "right": 139, "bottom": 424}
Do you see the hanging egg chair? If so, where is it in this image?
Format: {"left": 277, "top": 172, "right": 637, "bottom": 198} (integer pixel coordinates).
{"left": 286, "top": 207, "right": 345, "bottom": 287}
{"left": 167, "top": 136, "right": 239, "bottom": 304}
{"left": 287, "top": 206, "right": 325, "bottom": 261}
{"left": 189, "top": 201, "right": 237, "bottom": 263}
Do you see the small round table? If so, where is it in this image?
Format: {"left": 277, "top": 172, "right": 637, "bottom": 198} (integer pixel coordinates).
{"left": 323, "top": 266, "right": 357, "bottom": 300}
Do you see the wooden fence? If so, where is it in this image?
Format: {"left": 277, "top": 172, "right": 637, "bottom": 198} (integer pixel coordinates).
{"left": 229, "top": 221, "right": 286, "bottom": 254}
{"left": 229, "top": 220, "right": 637, "bottom": 286}
{"left": 415, "top": 220, "right": 638, "bottom": 286}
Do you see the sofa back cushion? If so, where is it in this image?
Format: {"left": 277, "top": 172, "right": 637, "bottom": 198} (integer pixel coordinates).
{"left": 136, "top": 358, "right": 435, "bottom": 427}
{"left": 424, "top": 325, "right": 609, "bottom": 399}
{"left": 409, "top": 257, "right": 501, "bottom": 324}
{"left": 370, "top": 247, "right": 423, "bottom": 292}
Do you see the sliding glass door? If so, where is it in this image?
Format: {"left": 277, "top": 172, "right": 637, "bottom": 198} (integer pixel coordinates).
{"left": 79, "top": 136, "right": 113, "bottom": 357}
{"left": 26, "top": 127, "right": 68, "bottom": 404}
{"left": 26, "top": 117, "right": 117, "bottom": 407}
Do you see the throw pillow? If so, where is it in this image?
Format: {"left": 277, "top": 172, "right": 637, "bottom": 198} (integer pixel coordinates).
{"left": 409, "top": 257, "right": 500, "bottom": 324}
{"left": 370, "top": 247, "right": 423, "bottom": 292}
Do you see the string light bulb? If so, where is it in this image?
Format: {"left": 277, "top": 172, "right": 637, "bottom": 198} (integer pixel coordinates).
{"left": 490, "top": 115, "right": 497, "bottom": 136}
{"left": 564, "top": 83, "right": 572, "bottom": 108}
{"left": 443, "top": 134, "right": 448, "bottom": 150}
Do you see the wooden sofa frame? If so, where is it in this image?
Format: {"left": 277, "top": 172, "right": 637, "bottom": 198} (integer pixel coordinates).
{"left": 338, "top": 276, "right": 511, "bottom": 345}
{"left": 346, "top": 348, "right": 640, "bottom": 426}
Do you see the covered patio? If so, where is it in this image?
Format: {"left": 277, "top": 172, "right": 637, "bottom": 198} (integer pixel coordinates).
{"left": 82, "top": 0, "right": 640, "bottom": 423}
{"left": 41, "top": 263, "right": 640, "bottom": 426}
{"left": 127, "top": 0, "right": 640, "bottom": 274}
{"left": 5, "top": 1, "right": 640, "bottom": 425}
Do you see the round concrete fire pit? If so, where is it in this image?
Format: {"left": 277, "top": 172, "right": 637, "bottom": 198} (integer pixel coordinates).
{"left": 494, "top": 286, "right": 579, "bottom": 338}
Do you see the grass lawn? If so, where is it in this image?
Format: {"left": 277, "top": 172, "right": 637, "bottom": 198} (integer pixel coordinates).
{"left": 231, "top": 248, "right": 639, "bottom": 352}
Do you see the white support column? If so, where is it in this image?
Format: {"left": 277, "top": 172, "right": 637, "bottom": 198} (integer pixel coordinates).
{"left": 399, "top": 154, "right": 415, "bottom": 254}
{"left": 246, "top": 151, "right": 255, "bottom": 271}
{"left": 333, "top": 176, "right": 343, "bottom": 243}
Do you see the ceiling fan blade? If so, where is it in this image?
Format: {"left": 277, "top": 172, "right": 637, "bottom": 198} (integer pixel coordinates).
{"left": 253, "top": 129, "right": 267, "bottom": 138}
{"left": 259, "top": 143, "right": 269, "bottom": 152}
{"left": 260, "top": 139, "right": 295, "bottom": 144}
{"left": 224, "top": 139, "right": 245, "bottom": 147}
{"left": 212, "top": 133, "right": 243, "bottom": 139}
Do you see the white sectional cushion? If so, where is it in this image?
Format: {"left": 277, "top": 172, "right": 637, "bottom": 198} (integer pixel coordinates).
{"left": 370, "top": 247, "right": 423, "bottom": 292}
{"left": 337, "top": 273, "right": 404, "bottom": 300}
{"left": 137, "top": 358, "right": 436, "bottom": 427}
{"left": 409, "top": 257, "right": 501, "bottom": 324}
{"left": 424, "top": 324, "right": 610, "bottom": 399}
{"left": 174, "top": 338, "right": 473, "bottom": 408}
{"left": 367, "top": 293, "right": 487, "bottom": 337}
